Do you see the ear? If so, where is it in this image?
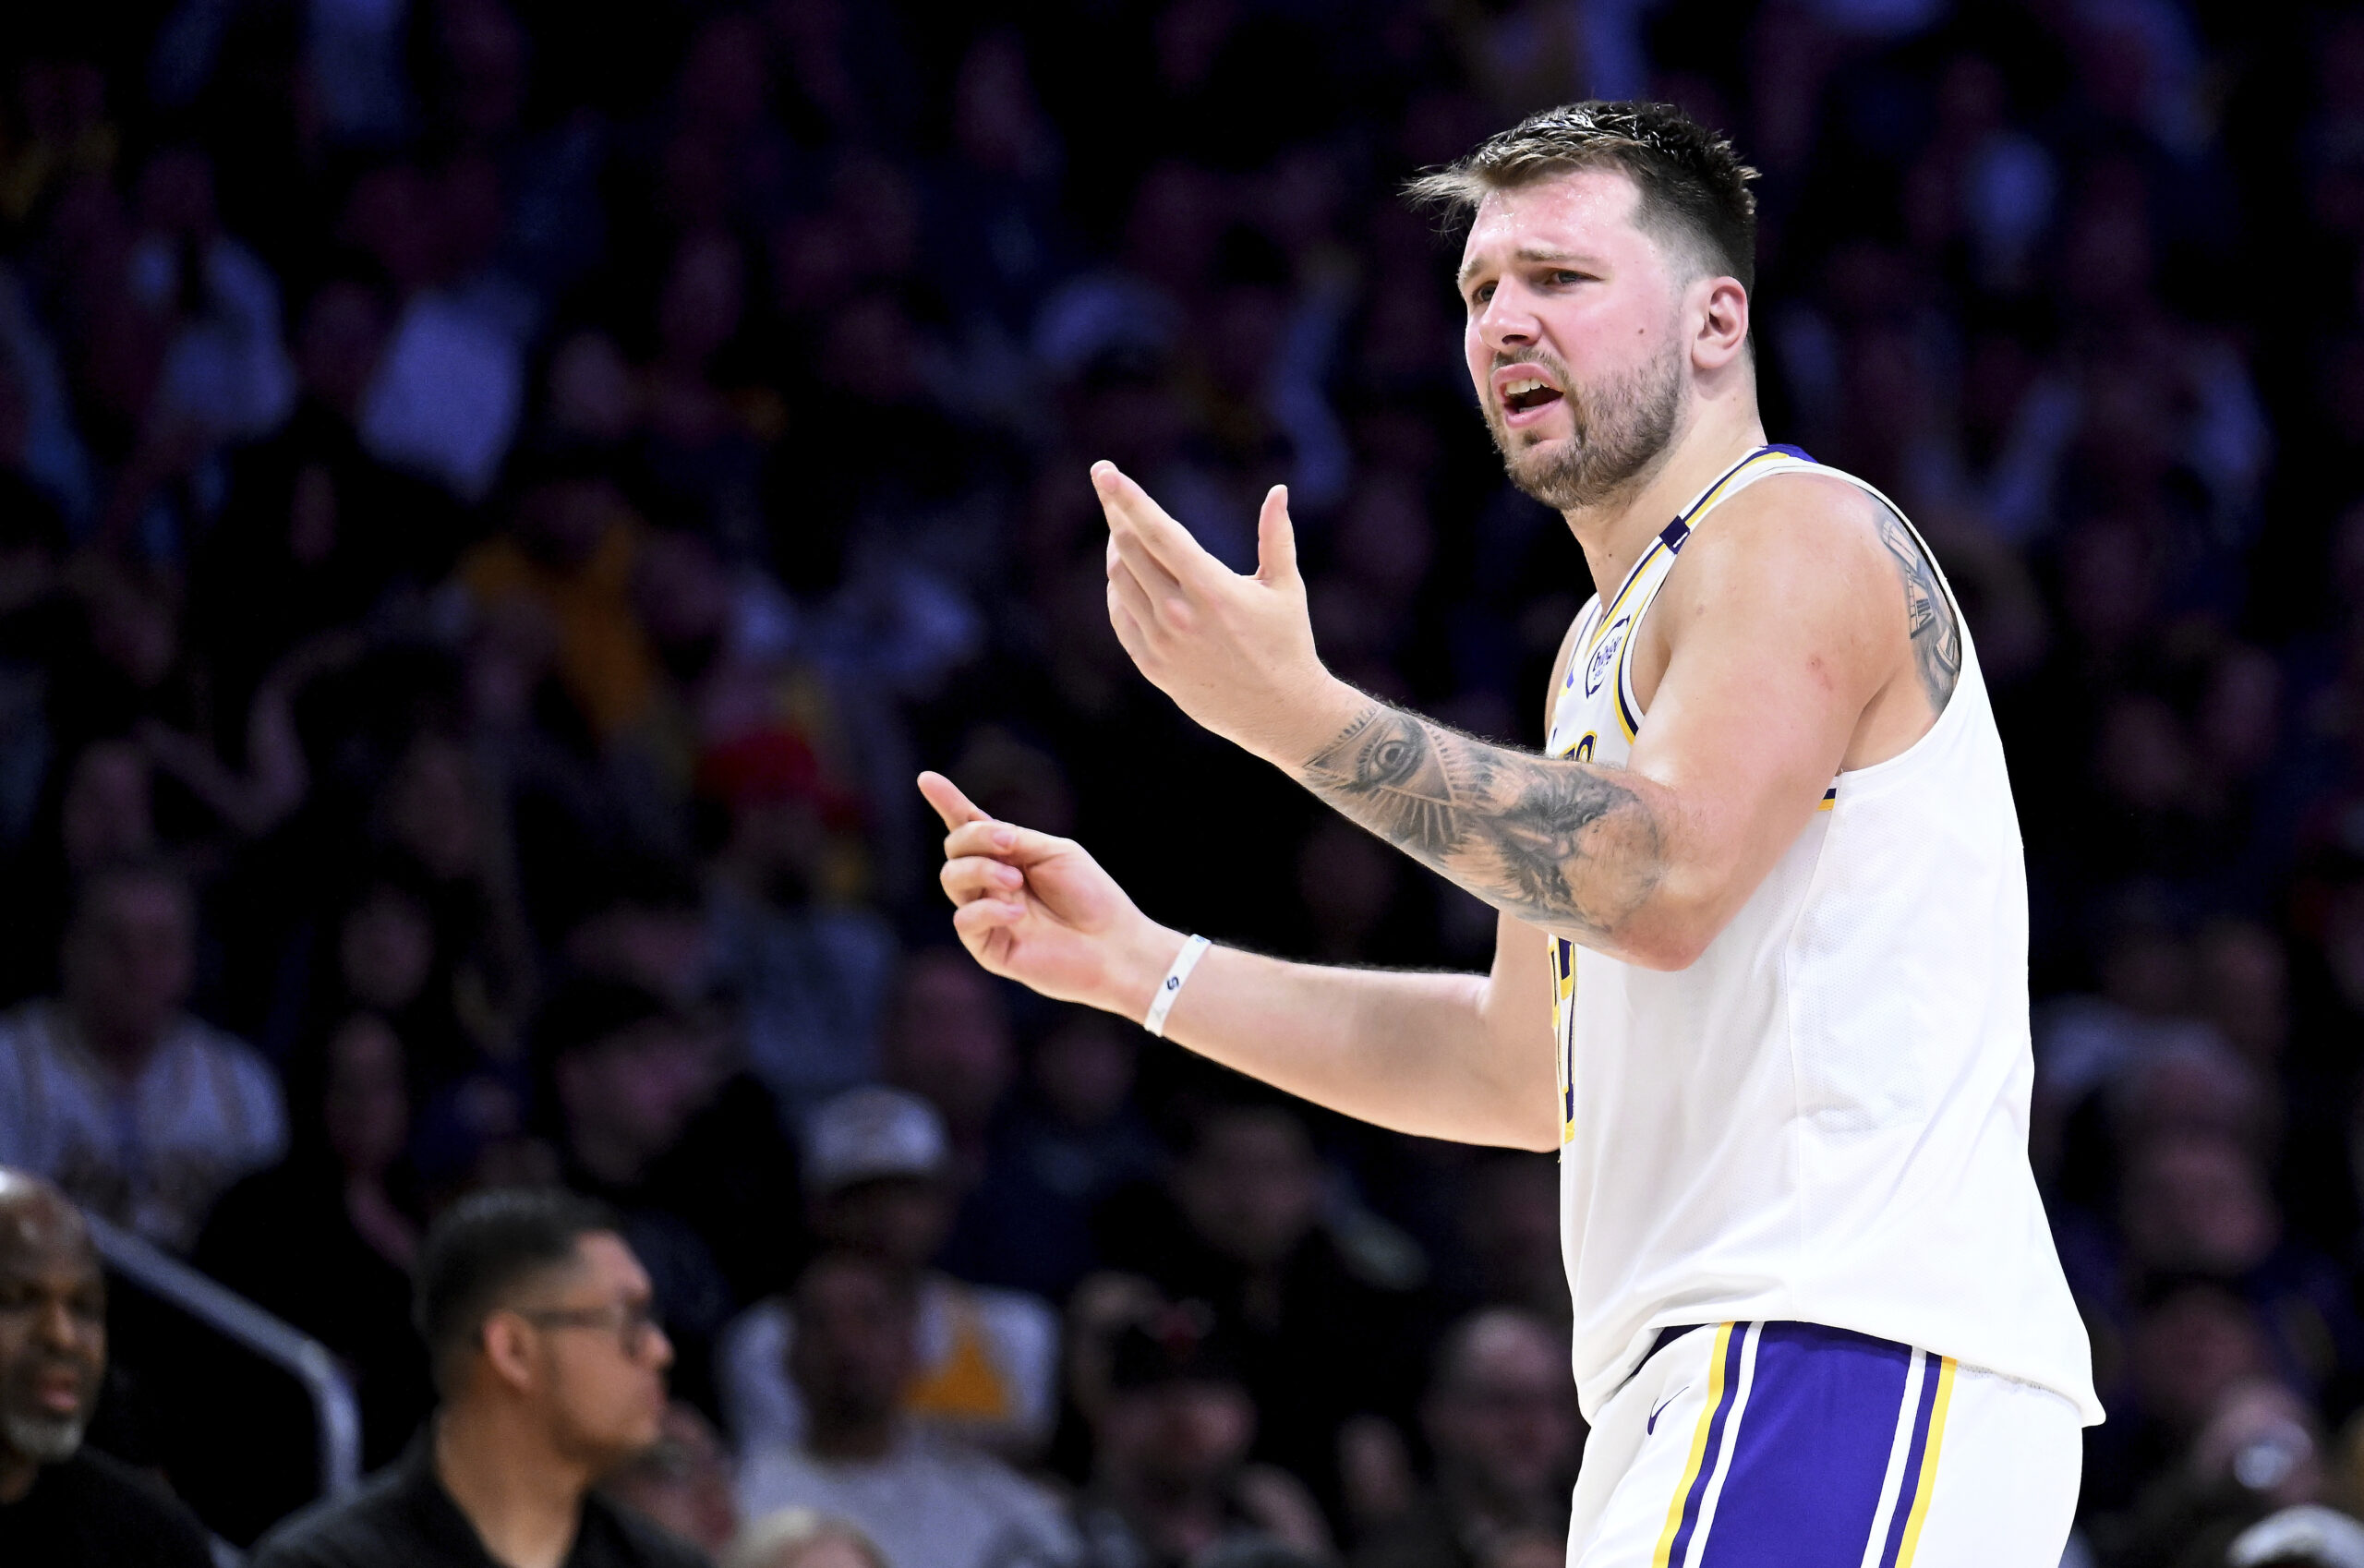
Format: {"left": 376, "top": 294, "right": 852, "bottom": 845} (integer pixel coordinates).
{"left": 479, "top": 1309, "right": 541, "bottom": 1394}
{"left": 1691, "top": 275, "right": 1751, "bottom": 371}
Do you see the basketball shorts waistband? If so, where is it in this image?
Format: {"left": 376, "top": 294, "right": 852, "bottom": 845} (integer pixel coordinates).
{"left": 1575, "top": 1319, "right": 2081, "bottom": 1565}
{"left": 1647, "top": 1322, "right": 1960, "bottom": 1568}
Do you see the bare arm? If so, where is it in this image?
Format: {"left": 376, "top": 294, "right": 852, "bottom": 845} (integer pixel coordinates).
{"left": 919, "top": 773, "right": 1559, "bottom": 1150}
{"left": 1154, "top": 910, "right": 1558, "bottom": 1148}
{"left": 1295, "top": 707, "right": 1666, "bottom": 947}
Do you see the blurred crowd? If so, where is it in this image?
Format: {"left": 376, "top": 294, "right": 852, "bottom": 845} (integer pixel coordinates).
{"left": 1, "top": 0, "right": 2362, "bottom": 1564}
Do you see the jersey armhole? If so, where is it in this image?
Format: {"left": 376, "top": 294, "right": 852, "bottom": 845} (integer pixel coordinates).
{"left": 1611, "top": 574, "right": 1673, "bottom": 742}
{"left": 1546, "top": 597, "right": 1602, "bottom": 745}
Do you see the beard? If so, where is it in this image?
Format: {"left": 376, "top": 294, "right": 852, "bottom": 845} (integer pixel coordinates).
{"left": 3, "top": 1409, "right": 86, "bottom": 1463}
{"left": 1485, "top": 341, "right": 1684, "bottom": 513}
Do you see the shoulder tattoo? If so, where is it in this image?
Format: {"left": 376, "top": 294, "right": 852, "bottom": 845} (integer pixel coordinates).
{"left": 1872, "top": 504, "right": 1960, "bottom": 713}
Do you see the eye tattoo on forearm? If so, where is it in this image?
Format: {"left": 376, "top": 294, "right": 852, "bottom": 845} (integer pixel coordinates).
{"left": 1296, "top": 705, "right": 1665, "bottom": 940}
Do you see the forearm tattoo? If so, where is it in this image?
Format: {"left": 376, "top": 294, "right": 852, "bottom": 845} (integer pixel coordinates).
{"left": 1297, "top": 706, "right": 1666, "bottom": 940}
{"left": 1874, "top": 504, "right": 1960, "bottom": 712}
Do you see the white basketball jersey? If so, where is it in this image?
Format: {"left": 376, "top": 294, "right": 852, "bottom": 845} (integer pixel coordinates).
{"left": 1544, "top": 445, "right": 2100, "bottom": 1425}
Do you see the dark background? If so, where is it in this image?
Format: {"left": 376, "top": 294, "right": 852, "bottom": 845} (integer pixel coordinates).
{"left": 2, "top": 0, "right": 2360, "bottom": 1562}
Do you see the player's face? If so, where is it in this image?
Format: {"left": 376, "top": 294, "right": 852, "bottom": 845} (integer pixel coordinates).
{"left": 1459, "top": 167, "right": 1690, "bottom": 512}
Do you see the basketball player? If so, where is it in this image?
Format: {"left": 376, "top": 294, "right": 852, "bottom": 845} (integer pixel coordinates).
{"left": 923, "top": 101, "right": 2098, "bottom": 1564}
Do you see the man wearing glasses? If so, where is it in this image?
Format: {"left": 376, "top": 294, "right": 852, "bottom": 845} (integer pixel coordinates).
{"left": 254, "top": 1188, "right": 708, "bottom": 1568}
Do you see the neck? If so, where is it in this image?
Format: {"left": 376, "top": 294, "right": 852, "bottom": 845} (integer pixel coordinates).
{"left": 0, "top": 1444, "right": 38, "bottom": 1505}
{"left": 1437, "top": 1465, "right": 1542, "bottom": 1535}
{"left": 805, "top": 1405, "right": 900, "bottom": 1462}
{"left": 1562, "top": 398, "right": 1767, "bottom": 603}
{"left": 1108, "top": 1466, "right": 1225, "bottom": 1552}
{"left": 434, "top": 1403, "right": 593, "bottom": 1568}
{"left": 66, "top": 1002, "right": 163, "bottom": 1080}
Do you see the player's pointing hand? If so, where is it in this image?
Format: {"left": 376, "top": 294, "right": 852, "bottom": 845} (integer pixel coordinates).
{"left": 917, "top": 770, "right": 1188, "bottom": 1020}
{"left": 1093, "top": 461, "right": 1367, "bottom": 768}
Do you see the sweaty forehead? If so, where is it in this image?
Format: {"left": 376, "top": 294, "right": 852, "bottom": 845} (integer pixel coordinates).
{"left": 1458, "top": 167, "right": 1652, "bottom": 282}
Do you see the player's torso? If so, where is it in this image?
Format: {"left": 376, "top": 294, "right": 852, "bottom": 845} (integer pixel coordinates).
{"left": 1540, "top": 446, "right": 1839, "bottom": 1140}
{"left": 1538, "top": 446, "right": 2098, "bottom": 1427}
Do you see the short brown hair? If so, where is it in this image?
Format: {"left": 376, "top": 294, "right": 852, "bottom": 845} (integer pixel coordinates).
{"left": 1405, "top": 101, "right": 1760, "bottom": 293}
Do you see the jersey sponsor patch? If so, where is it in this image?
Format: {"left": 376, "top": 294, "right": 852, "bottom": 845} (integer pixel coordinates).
{"left": 1586, "top": 617, "right": 1631, "bottom": 696}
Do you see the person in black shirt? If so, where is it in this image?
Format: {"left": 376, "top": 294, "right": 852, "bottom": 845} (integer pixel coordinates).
{"left": 252, "top": 1188, "right": 709, "bottom": 1568}
{"left": 0, "top": 1167, "right": 212, "bottom": 1568}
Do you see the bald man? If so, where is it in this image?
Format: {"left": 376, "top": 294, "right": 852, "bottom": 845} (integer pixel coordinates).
{"left": 0, "top": 1168, "right": 211, "bottom": 1565}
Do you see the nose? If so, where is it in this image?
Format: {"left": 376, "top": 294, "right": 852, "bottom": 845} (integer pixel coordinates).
{"left": 33, "top": 1297, "right": 87, "bottom": 1355}
{"left": 645, "top": 1322, "right": 675, "bottom": 1372}
{"left": 1475, "top": 282, "right": 1539, "bottom": 354}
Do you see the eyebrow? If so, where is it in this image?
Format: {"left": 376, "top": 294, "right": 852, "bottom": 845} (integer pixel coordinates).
{"left": 1458, "top": 247, "right": 1598, "bottom": 288}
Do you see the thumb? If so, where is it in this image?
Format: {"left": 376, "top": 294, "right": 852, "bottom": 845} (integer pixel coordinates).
{"left": 1256, "top": 485, "right": 1298, "bottom": 587}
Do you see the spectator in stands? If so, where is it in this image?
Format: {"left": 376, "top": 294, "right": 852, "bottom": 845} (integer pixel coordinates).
{"left": 544, "top": 982, "right": 717, "bottom": 1204}
{"left": 196, "top": 1010, "right": 433, "bottom": 1466}
{"left": 187, "top": 270, "right": 464, "bottom": 745}
{"left": 1095, "top": 1101, "right": 1427, "bottom": 1511}
{"left": 938, "top": 1007, "right": 1164, "bottom": 1302}
{"left": 124, "top": 144, "right": 295, "bottom": 448}
{"left": 0, "top": 733, "right": 155, "bottom": 1006}
{"left": 319, "top": 865, "right": 464, "bottom": 1076}
{"left": 2092, "top": 1375, "right": 2332, "bottom": 1566}
{"left": 734, "top": 1248, "right": 1075, "bottom": 1568}
{"left": 540, "top": 978, "right": 734, "bottom": 1400}
{"left": 1450, "top": 1155, "right": 1569, "bottom": 1327}
{"left": 0, "top": 859, "right": 284, "bottom": 1251}
{"left": 343, "top": 160, "right": 525, "bottom": 503}
{"left": 0, "top": 1167, "right": 211, "bottom": 1565}
{"left": 603, "top": 1402, "right": 740, "bottom": 1556}
{"left": 2092, "top": 1281, "right": 2287, "bottom": 1513}
{"left": 251, "top": 1187, "right": 704, "bottom": 1568}
{"left": 718, "top": 1086, "right": 1057, "bottom": 1462}
{"left": 704, "top": 730, "right": 898, "bottom": 1120}
{"left": 459, "top": 444, "right": 661, "bottom": 750}
{"left": 2105, "top": 1131, "right": 2364, "bottom": 1416}
{"left": 723, "top": 1509, "right": 889, "bottom": 1568}
{"left": 881, "top": 948, "right": 1018, "bottom": 1185}
{"left": 1070, "top": 1305, "right": 1332, "bottom": 1568}
{"left": 1353, "top": 1309, "right": 1578, "bottom": 1568}
{"left": 2224, "top": 1505, "right": 2364, "bottom": 1568}
{"left": 558, "top": 875, "right": 811, "bottom": 1309}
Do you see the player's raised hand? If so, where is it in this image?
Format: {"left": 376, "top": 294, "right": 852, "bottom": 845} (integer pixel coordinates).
{"left": 1094, "top": 462, "right": 1366, "bottom": 768}
{"left": 918, "top": 770, "right": 1185, "bottom": 1019}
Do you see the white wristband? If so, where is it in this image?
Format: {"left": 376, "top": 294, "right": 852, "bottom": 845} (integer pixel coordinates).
{"left": 1141, "top": 935, "right": 1212, "bottom": 1038}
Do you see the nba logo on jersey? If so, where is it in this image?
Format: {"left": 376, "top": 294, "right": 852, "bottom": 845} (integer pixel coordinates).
{"left": 1585, "top": 617, "right": 1629, "bottom": 696}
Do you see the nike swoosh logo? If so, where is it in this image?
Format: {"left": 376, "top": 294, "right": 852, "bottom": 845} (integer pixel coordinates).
{"left": 1647, "top": 1386, "right": 1689, "bottom": 1433}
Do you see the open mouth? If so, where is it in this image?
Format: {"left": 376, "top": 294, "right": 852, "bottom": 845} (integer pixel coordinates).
{"left": 1493, "top": 365, "right": 1567, "bottom": 422}
{"left": 1502, "top": 379, "right": 1563, "bottom": 413}
{"left": 30, "top": 1368, "right": 87, "bottom": 1416}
